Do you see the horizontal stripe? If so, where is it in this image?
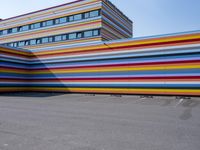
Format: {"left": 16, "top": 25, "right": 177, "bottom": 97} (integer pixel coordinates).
{"left": 1, "top": 31, "right": 200, "bottom": 96}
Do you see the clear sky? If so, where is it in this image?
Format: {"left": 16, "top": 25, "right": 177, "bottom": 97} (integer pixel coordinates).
{"left": 0, "top": 0, "right": 199, "bottom": 37}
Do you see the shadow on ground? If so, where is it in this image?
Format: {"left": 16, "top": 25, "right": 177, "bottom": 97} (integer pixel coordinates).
{"left": 0, "top": 92, "right": 66, "bottom": 97}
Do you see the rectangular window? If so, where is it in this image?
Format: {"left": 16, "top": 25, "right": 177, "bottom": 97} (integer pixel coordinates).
{"left": 54, "top": 35, "right": 62, "bottom": 42}
{"left": 3, "top": 28, "right": 100, "bottom": 47}
{"left": 55, "top": 19, "right": 60, "bottom": 24}
{"left": 8, "top": 29, "right": 12, "bottom": 34}
{"left": 18, "top": 26, "right": 23, "bottom": 32}
{"left": 74, "top": 14, "right": 82, "bottom": 21}
{"left": 62, "top": 34, "right": 68, "bottom": 40}
{"left": 42, "top": 22, "right": 47, "bottom": 27}
{"left": 13, "top": 42, "right": 18, "bottom": 47}
{"left": 24, "top": 40, "right": 29, "bottom": 46}
{"left": 12, "top": 28, "right": 18, "bottom": 33}
{"left": 49, "top": 37, "right": 53, "bottom": 43}
{"left": 42, "top": 37, "right": 49, "bottom": 43}
{"left": 9, "top": 43, "right": 14, "bottom": 47}
{"left": 93, "top": 29, "right": 100, "bottom": 36}
{"left": 18, "top": 41, "right": 25, "bottom": 47}
{"left": 31, "top": 23, "right": 41, "bottom": 29}
{"left": 84, "top": 12, "right": 90, "bottom": 19}
{"left": 2, "top": 30, "right": 8, "bottom": 35}
{"left": 30, "top": 39, "right": 36, "bottom": 45}
{"left": 46, "top": 20, "right": 54, "bottom": 26}
{"left": 84, "top": 30, "right": 93, "bottom": 37}
{"left": 60, "top": 17, "right": 67, "bottom": 23}
{"left": 36, "top": 39, "right": 41, "bottom": 44}
{"left": 69, "top": 16, "right": 74, "bottom": 22}
{"left": 22, "top": 25, "right": 29, "bottom": 31}
{"left": 68, "top": 33, "right": 77, "bottom": 39}
{"left": 77, "top": 32, "right": 82, "bottom": 38}
{"left": 36, "top": 23, "right": 41, "bottom": 28}
{"left": 89, "top": 10, "right": 99, "bottom": 17}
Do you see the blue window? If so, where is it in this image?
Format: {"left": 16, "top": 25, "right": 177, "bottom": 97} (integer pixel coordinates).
{"left": 31, "top": 23, "right": 41, "bottom": 29}
{"left": 62, "top": 35, "right": 68, "bottom": 40}
{"left": 23, "top": 25, "right": 29, "bottom": 31}
{"left": 35, "top": 23, "right": 41, "bottom": 28}
{"left": 8, "top": 29, "right": 12, "bottom": 34}
{"left": 60, "top": 17, "right": 67, "bottom": 23}
{"left": 69, "top": 16, "right": 74, "bottom": 22}
{"left": 42, "top": 22, "right": 47, "bottom": 27}
{"left": 2, "top": 30, "right": 8, "bottom": 35}
{"left": 77, "top": 32, "right": 82, "bottom": 38}
{"left": 89, "top": 10, "right": 99, "bottom": 17}
{"left": 12, "top": 28, "right": 18, "bottom": 33}
{"left": 55, "top": 19, "right": 60, "bottom": 24}
{"left": 36, "top": 39, "right": 41, "bottom": 44}
{"left": 42, "top": 37, "right": 49, "bottom": 43}
{"left": 3, "top": 28, "right": 100, "bottom": 47}
{"left": 54, "top": 35, "right": 62, "bottom": 42}
{"left": 84, "top": 31, "right": 93, "bottom": 37}
{"left": 68, "top": 33, "right": 77, "bottom": 39}
{"left": 9, "top": 43, "right": 13, "bottom": 47}
{"left": 13, "top": 42, "right": 18, "bottom": 47}
{"left": 84, "top": 12, "right": 90, "bottom": 19}
{"left": 0, "top": 10, "right": 101, "bottom": 37}
{"left": 30, "top": 39, "right": 36, "bottom": 45}
{"left": 18, "top": 41, "right": 25, "bottom": 46}
{"left": 49, "top": 37, "right": 53, "bottom": 42}
{"left": 24, "top": 40, "right": 29, "bottom": 46}
{"left": 46, "top": 20, "right": 54, "bottom": 26}
{"left": 93, "top": 29, "right": 99, "bottom": 36}
{"left": 74, "top": 14, "right": 82, "bottom": 21}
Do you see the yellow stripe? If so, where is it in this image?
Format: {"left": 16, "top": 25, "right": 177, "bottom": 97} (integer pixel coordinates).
{"left": 31, "top": 64, "right": 200, "bottom": 74}
{"left": 3, "top": 64, "right": 200, "bottom": 74}
{"left": 110, "top": 33, "right": 200, "bottom": 48}
{"left": 1, "top": 87, "right": 199, "bottom": 93}
{"left": 0, "top": 47, "right": 30, "bottom": 56}
{"left": 1, "top": 88, "right": 199, "bottom": 96}
{"left": 29, "top": 87, "right": 200, "bottom": 93}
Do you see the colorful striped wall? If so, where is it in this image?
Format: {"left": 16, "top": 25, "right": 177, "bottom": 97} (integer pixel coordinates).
{"left": 101, "top": 0, "right": 132, "bottom": 40}
{"left": 0, "top": 45, "right": 30, "bottom": 92}
{"left": 1, "top": 31, "right": 200, "bottom": 96}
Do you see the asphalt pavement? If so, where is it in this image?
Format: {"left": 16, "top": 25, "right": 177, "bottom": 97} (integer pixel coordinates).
{"left": 0, "top": 93, "right": 200, "bottom": 150}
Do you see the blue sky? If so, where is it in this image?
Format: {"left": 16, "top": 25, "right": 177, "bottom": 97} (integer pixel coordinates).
{"left": 0, "top": 0, "right": 199, "bottom": 37}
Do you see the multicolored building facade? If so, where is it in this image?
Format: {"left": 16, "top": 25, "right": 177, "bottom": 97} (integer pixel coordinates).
{"left": 0, "top": 0, "right": 132, "bottom": 50}
{"left": 0, "top": 0, "right": 200, "bottom": 96}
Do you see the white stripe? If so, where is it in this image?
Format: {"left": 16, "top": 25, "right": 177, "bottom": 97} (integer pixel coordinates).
{"left": 1, "top": 82, "right": 200, "bottom": 85}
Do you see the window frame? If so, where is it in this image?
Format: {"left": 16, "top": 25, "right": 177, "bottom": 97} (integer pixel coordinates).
{"left": 0, "top": 9, "right": 101, "bottom": 36}
{"left": 3, "top": 28, "right": 100, "bottom": 47}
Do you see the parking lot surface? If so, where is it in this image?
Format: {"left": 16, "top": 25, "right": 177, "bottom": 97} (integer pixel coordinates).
{"left": 0, "top": 93, "right": 200, "bottom": 150}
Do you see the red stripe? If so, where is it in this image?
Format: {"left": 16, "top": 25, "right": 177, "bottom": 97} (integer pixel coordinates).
{"left": 1, "top": 76, "right": 200, "bottom": 82}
